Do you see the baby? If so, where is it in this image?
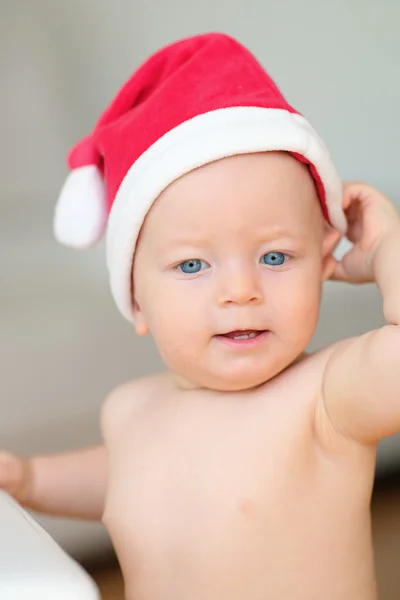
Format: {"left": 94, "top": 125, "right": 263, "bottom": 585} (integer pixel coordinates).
{"left": 2, "top": 33, "right": 400, "bottom": 600}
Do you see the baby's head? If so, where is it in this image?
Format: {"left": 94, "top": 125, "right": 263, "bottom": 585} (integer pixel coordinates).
{"left": 54, "top": 33, "right": 346, "bottom": 390}
{"left": 132, "top": 151, "right": 340, "bottom": 390}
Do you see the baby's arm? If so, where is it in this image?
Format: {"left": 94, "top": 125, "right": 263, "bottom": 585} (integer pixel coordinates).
{"left": 321, "top": 183, "right": 400, "bottom": 444}
{"left": 0, "top": 445, "right": 107, "bottom": 520}
{"left": 0, "top": 379, "right": 144, "bottom": 520}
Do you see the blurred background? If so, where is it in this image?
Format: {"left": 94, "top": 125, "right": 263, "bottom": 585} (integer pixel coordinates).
{"left": 1, "top": 0, "right": 400, "bottom": 596}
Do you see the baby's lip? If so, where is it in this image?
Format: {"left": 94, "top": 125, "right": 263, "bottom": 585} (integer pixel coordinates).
{"left": 215, "top": 329, "right": 267, "bottom": 338}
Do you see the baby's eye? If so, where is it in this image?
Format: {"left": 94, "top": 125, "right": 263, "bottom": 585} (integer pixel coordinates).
{"left": 177, "top": 259, "right": 209, "bottom": 274}
{"left": 260, "top": 252, "right": 287, "bottom": 267}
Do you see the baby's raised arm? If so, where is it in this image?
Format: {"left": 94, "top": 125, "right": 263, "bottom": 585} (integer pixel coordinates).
{"left": 0, "top": 445, "right": 107, "bottom": 520}
{"left": 321, "top": 183, "right": 400, "bottom": 444}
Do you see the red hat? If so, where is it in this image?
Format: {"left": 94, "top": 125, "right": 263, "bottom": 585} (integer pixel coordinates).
{"left": 54, "top": 33, "right": 346, "bottom": 321}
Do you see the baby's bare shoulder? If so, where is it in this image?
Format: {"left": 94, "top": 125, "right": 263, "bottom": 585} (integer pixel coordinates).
{"left": 276, "top": 341, "right": 346, "bottom": 389}
{"left": 100, "top": 372, "right": 165, "bottom": 440}
{"left": 265, "top": 341, "right": 349, "bottom": 418}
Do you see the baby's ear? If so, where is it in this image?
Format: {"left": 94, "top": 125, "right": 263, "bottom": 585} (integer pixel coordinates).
{"left": 132, "top": 299, "right": 150, "bottom": 336}
{"left": 321, "top": 223, "right": 342, "bottom": 281}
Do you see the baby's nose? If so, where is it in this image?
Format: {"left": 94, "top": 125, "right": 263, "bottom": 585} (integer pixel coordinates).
{"left": 217, "top": 266, "right": 263, "bottom": 307}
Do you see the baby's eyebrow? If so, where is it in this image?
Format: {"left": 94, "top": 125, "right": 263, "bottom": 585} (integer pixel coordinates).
{"left": 157, "top": 237, "right": 210, "bottom": 250}
{"left": 157, "top": 230, "right": 308, "bottom": 253}
{"left": 254, "top": 228, "right": 310, "bottom": 243}
{"left": 257, "top": 222, "right": 309, "bottom": 235}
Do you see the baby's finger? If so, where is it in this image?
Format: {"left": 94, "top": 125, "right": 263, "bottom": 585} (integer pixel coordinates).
{"left": 336, "top": 247, "right": 373, "bottom": 284}
{"left": 329, "top": 260, "right": 351, "bottom": 283}
{"left": 0, "top": 452, "right": 30, "bottom": 501}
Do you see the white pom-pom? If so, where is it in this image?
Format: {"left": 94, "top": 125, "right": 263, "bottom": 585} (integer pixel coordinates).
{"left": 54, "top": 165, "right": 107, "bottom": 249}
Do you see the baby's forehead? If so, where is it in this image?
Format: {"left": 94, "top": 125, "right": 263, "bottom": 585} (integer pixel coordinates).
{"left": 142, "top": 209, "right": 315, "bottom": 254}
{"left": 137, "top": 153, "right": 324, "bottom": 251}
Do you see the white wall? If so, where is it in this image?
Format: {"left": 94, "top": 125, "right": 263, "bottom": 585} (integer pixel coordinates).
{"left": 1, "top": 0, "right": 399, "bottom": 559}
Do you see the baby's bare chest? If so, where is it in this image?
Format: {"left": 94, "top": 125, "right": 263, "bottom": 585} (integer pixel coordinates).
{"left": 102, "top": 386, "right": 377, "bottom": 599}
{"left": 105, "top": 391, "right": 305, "bottom": 530}
{"left": 106, "top": 387, "right": 312, "bottom": 512}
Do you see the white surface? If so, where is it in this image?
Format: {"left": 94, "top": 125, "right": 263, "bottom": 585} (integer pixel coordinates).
{"left": 0, "top": 491, "right": 100, "bottom": 600}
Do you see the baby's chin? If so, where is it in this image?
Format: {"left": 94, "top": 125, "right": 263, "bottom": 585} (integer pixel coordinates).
{"left": 171, "top": 354, "right": 304, "bottom": 393}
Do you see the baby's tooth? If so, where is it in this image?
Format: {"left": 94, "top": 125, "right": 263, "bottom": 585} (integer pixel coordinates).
{"left": 233, "top": 331, "right": 258, "bottom": 340}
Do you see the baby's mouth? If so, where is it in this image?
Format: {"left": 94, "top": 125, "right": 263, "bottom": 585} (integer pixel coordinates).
{"left": 218, "top": 330, "right": 266, "bottom": 340}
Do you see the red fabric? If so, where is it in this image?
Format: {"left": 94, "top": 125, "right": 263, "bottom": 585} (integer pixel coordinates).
{"left": 67, "top": 33, "right": 327, "bottom": 219}
{"left": 291, "top": 152, "right": 329, "bottom": 222}
{"left": 68, "top": 135, "right": 104, "bottom": 175}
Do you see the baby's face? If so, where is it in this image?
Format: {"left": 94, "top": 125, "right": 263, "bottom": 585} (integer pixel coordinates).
{"left": 132, "top": 152, "right": 336, "bottom": 391}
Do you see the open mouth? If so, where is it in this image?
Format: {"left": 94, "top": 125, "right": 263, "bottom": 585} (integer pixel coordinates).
{"left": 220, "top": 330, "right": 266, "bottom": 340}
{"left": 214, "top": 330, "right": 269, "bottom": 348}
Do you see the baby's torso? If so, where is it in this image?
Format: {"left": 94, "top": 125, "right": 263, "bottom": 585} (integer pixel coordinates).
{"left": 102, "top": 348, "right": 378, "bottom": 600}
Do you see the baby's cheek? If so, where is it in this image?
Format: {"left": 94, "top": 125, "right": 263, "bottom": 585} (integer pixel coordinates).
{"left": 151, "top": 290, "right": 201, "bottom": 340}
{"left": 283, "top": 283, "right": 321, "bottom": 327}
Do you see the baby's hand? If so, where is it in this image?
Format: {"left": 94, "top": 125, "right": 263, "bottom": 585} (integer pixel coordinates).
{"left": 0, "top": 451, "right": 32, "bottom": 505}
{"left": 331, "top": 182, "right": 400, "bottom": 283}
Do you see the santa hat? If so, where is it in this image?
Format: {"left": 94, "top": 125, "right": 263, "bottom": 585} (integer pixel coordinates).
{"left": 54, "top": 33, "right": 346, "bottom": 322}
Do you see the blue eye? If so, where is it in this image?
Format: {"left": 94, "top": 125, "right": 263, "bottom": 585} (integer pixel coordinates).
{"left": 178, "top": 259, "right": 207, "bottom": 274}
{"left": 261, "top": 252, "right": 286, "bottom": 266}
